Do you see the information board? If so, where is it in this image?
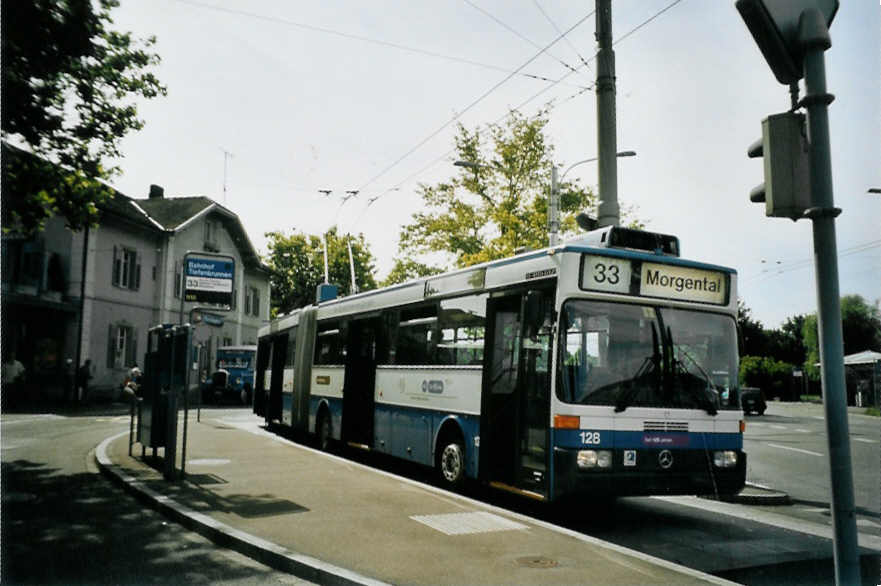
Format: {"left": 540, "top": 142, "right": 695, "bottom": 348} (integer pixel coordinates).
{"left": 184, "top": 256, "right": 234, "bottom": 305}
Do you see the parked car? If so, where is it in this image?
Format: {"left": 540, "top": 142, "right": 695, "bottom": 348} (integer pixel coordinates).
{"left": 740, "top": 386, "right": 767, "bottom": 415}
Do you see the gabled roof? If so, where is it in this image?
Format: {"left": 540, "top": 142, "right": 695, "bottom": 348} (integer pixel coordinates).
{"left": 131, "top": 195, "right": 267, "bottom": 272}
{"left": 134, "top": 196, "right": 214, "bottom": 230}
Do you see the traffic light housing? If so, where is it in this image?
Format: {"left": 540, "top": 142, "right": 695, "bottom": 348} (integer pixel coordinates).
{"left": 748, "top": 112, "right": 812, "bottom": 220}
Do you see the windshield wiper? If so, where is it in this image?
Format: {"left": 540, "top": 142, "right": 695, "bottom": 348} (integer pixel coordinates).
{"left": 667, "top": 335, "right": 718, "bottom": 416}
{"left": 615, "top": 323, "right": 661, "bottom": 413}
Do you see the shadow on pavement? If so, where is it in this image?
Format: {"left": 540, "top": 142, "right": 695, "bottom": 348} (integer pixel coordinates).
{"left": 0, "top": 459, "right": 292, "bottom": 585}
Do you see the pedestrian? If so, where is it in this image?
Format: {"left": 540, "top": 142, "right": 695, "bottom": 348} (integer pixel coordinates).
{"left": 3, "top": 353, "right": 26, "bottom": 408}
{"left": 76, "top": 359, "right": 92, "bottom": 404}
{"left": 63, "top": 358, "right": 75, "bottom": 404}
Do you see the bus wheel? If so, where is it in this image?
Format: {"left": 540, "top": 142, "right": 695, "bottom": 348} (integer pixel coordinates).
{"left": 438, "top": 438, "right": 465, "bottom": 487}
{"left": 317, "top": 412, "right": 332, "bottom": 452}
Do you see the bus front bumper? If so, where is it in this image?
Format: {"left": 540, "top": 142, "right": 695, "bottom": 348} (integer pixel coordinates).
{"left": 552, "top": 447, "right": 747, "bottom": 500}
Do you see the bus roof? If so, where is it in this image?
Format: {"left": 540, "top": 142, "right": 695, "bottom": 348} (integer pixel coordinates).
{"left": 259, "top": 227, "right": 737, "bottom": 338}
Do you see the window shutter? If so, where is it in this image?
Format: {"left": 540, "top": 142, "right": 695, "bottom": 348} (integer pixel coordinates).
{"left": 134, "top": 253, "right": 141, "bottom": 290}
{"left": 112, "top": 246, "right": 120, "bottom": 286}
{"left": 254, "top": 289, "right": 260, "bottom": 316}
{"left": 107, "top": 324, "right": 116, "bottom": 368}
{"left": 128, "top": 328, "right": 138, "bottom": 367}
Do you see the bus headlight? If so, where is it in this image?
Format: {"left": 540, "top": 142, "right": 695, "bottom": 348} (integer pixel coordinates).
{"left": 713, "top": 451, "right": 738, "bottom": 468}
{"left": 577, "top": 450, "right": 612, "bottom": 469}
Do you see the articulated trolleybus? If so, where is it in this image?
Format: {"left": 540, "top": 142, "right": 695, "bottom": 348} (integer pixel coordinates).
{"left": 255, "top": 226, "right": 746, "bottom": 502}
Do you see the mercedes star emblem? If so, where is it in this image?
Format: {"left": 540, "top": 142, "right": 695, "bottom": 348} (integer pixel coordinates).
{"left": 658, "top": 449, "right": 674, "bottom": 469}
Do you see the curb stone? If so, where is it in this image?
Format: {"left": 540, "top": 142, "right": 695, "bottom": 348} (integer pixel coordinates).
{"left": 94, "top": 432, "right": 388, "bottom": 586}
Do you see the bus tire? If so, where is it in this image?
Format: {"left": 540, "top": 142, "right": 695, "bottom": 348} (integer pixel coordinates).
{"left": 437, "top": 434, "right": 466, "bottom": 488}
{"left": 317, "top": 410, "right": 332, "bottom": 452}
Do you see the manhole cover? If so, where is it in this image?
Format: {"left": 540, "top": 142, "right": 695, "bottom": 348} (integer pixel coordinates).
{"left": 515, "top": 556, "right": 558, "bottom": 569}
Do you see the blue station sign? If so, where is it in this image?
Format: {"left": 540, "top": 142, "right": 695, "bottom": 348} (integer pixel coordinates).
{"left": 184, "top": 256, "right": 234, "bottom": 305}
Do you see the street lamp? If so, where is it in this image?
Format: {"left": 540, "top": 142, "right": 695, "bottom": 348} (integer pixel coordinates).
{"left": 549, "top": 150, "right": 636, "bottom": 246}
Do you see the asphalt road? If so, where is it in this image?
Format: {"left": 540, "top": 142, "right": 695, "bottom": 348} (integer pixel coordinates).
{"left": 2, "top": 403, "right": 878, "bottom": 585}
{"left": 0, "top": 406, "right": 314, "bottom": 586}
{"left": 743, "top": 402, "right": 880, "bottom": 529}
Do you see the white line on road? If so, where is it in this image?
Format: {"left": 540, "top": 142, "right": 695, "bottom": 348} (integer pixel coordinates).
{"left": 795, "top": 429, "right": 810, "bottom": 433}
{"left": 811, "top": 416, "right": 825, "bottom": 420}
{"left": 853, "top": 438, "right": 877, "bottom": 444}
{"left": 766, "top": 443, "right": 824, "bottom": 457}
{"left": 770, "top": 425, "right": 787, "bottom": 430}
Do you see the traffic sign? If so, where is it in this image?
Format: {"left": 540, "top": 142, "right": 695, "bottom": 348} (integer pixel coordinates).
{"left": 736, "top": 0, "right": 839, "bottom": 84}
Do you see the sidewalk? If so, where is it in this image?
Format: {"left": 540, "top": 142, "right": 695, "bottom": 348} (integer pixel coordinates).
{"left": 96, "top": 411, "right": 738, "bottom": 585}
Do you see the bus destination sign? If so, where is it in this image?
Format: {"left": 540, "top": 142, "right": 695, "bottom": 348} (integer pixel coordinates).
{"left": 640, "top": 262, "right": 727, "bottom": 305}
{"left": 184, "top": 256, "right": 234, "bottom": 305}
{"left": 581, "top": 255, "right": 728, "bottom": 305}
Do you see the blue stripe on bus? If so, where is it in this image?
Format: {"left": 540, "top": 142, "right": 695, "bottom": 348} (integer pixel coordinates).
{"left": 553, "top": 429, "right": 742, "bottom": 450}
{"left": 374, "top": 404, "right": 480, "bottom": 479}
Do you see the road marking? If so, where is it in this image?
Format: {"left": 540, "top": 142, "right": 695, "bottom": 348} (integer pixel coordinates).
{"left": 766, "top": 443, "right": 824, "bottom": 457}
{"left": 853, "top": 438, "right": 877, "bottom": 444}
{"left": 770, "top": 425, "right": 787, "bottom": 430}
{"left": 811, "top": 416, "right": 825, "bottom": 420}
{"left": 795, "top": 429, "right": 810, "bottom": 433}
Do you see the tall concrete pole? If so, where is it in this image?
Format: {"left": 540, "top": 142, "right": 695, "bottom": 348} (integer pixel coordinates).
{"left": 595, "top": 0, "right": 619, "bottom": 228}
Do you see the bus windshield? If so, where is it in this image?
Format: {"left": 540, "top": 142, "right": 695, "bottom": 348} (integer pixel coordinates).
{"left": 558, "top": 300, "right": 739, "bottom": 412}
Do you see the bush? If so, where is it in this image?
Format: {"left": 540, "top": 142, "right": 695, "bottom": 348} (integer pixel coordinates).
{"left": 740, "top": 355, "right": 796, "bottom": 399}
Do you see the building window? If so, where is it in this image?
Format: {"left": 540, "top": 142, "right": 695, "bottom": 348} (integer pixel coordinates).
{"left": 174, "top": 262, "right": 181, "bottom": 298}
{"left": 204, "top": 219, "right": 219, "bottom": 252}
{"left": 245, "top": 286, "right": 260, "bottom": 317}
{"left": 223, "top": 336, "right": 233, "bottom": 347}
{"left": 112, "top": 247, "right": 140, "bottom": 290}
{"left": 107, "top": 323, "right": 138, "bottom": 369}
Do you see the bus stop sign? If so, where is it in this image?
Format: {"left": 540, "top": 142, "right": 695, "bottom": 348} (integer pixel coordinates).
{"left": 184, "top": 256, "right": 234, "bottom": 305}
{"left": 736, "top": 0, "right": 838, "bottom": 84}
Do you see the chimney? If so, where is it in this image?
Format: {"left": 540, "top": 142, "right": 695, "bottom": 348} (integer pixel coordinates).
{"left": 149, "top": 184, "right": 164, "bottom": 199}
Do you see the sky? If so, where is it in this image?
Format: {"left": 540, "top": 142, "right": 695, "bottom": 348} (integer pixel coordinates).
{"left": 107, "top": 0, "right": 880, "bottom": 330}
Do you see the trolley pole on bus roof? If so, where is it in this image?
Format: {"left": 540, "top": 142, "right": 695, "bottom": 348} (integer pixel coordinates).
{"left": 595, "top": 0, "right": 619, "bottom": 228}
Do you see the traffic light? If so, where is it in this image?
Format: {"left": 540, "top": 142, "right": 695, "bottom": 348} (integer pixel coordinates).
{"left": 747, "top": 111, "right": 812, "bottom": 220}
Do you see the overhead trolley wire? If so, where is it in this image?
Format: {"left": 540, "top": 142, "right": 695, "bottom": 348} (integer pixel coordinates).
{"left": 531, "top": 0, "right": 593, "bottom": 72}
{"left": 349, "top": 0, "right": 687, "bottom": 227}
{"left": 742, "top": 240, "right": 881, "bottom": 284}
{"left": 175, "top": 0, "right": 572, "bottom": 87}
{"left": 352, "top": 9, "right": 595, "bottom": 197}
{"left": 463, "top": 0, "right": 586, "bottom": 79}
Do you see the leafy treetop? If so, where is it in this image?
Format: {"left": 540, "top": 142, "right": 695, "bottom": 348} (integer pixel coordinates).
{"left": 1, "top": 0, "right": 166, "bottom": 235}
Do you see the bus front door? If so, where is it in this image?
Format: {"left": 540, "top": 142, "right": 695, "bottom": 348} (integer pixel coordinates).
{"left": 481, "top": 289, "right": 552, "bottom": 499}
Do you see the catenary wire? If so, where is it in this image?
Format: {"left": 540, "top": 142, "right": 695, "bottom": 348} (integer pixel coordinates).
{"left": 347, "top": 0, "right": 687, "bottom": 230}
{"left": 352, "top": 10, "right": 594, "bottom": 197}
{"left": 463, "top": 0, "right": 588, "bottom": 79}
{"left": 532, "top": 0, "right": 593, "bottom": 72}
{"left": 174, "top": 0, "right": 578, "bottom": 87}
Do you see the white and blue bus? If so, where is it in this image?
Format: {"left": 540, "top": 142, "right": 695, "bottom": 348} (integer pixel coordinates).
{"left": 254, "top": 226, "right": 746, "bottom": 502}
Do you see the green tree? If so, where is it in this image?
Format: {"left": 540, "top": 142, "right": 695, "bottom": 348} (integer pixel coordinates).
{"left": 737, "top": 299, "right": 768, "bottom": 357}
{"left": 802, "top": 295, "right": 881, "bottom": 380}
{"left": 1, "top": 0, "right": 166, "bottom": 235}
{"left": 265, "top": 228, "right": 377, "bottom": 317}
{"left": 739, "top": 355, "right": 795, "bottom": 399}
{"left": 387, "top": 108, "right": 642, "bottom": 283}
{"left": 765, "top": 314, "right": 806, "bottom": 366}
